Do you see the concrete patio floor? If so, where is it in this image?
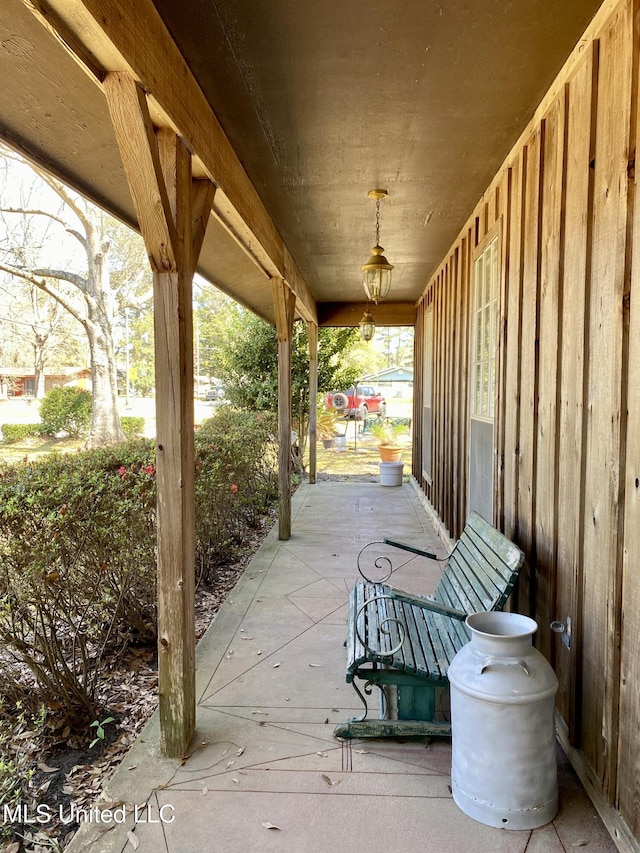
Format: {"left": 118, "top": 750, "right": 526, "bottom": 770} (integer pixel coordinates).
{"left": 68, "top": 480, "right": 617, "bottom": 853}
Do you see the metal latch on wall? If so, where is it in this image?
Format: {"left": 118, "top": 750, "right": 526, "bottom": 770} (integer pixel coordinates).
{"left": 550, "top": 616, "right": 572, "bottom": 650}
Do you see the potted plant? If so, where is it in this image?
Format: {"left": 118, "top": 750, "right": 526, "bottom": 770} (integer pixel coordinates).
{"left": 317, "top": 404, "right": 340, "bottom": 448}
{"left": 370, "top": 419, "right": 408, "bottom": 462}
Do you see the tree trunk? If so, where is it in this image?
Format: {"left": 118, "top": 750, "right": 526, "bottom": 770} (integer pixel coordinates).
{"left": 84, "top": 238, "right": 126, "bottom": 447}
{"left": 85, "top": 325, "right": 125, "bottom": 446}
{"left": 33, "top": 332, "right": 47, "bottom": 398}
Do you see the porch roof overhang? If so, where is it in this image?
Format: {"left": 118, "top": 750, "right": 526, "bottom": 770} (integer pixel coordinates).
{"left": 1, "top": 0, "right": 602, "bottom": 328}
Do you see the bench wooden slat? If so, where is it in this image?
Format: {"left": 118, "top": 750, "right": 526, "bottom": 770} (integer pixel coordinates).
{"left": 455, "top": 532, "right": 514, "bottom": 596}
{"left": 416, "top": 609, "right": 448, "bottom": 679}
{"left": 466, "top": 511, "right": 523, "bottom": 573}
{"left": 400, "top": 599, "right": 435, "bottom": 677}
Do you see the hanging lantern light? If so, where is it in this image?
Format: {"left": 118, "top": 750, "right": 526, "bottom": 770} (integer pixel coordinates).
{"left": 359, "top": 307, "right": 376, "bottom": 341}
{"left": 362, "top": 189, "right": 393, "bottom": 303}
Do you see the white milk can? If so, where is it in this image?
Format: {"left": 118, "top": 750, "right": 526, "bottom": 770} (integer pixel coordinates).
{"left": 448, "top": 611, "right": 558, "bottom": 830}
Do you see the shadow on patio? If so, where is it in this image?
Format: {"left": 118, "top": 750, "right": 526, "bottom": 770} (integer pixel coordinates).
{"left": 67, "top": 481, "right": 616, "bottom": 853}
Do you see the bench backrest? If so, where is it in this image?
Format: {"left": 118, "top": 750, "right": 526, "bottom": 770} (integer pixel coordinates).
{"left": 433, "top": 512, "right": 525, "bottom": 616}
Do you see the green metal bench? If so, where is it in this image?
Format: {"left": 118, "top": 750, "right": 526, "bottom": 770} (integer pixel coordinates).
{"left": 335, "top": 512, "right": 525, "bottom": 739}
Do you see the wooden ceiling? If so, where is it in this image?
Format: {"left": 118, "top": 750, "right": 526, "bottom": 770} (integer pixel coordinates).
{"left": 0, "top": 0, "right": 603, "bottom": 325}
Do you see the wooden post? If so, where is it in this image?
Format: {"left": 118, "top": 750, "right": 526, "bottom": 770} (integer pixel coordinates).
{"left": 308, "top": 321, "right": 318, "bottom": 484}
{"left": 104, "top": 72, "right": 215, "bottom": 757}
{"left": 272, "top": 277, "right": 296, "bottom": 539}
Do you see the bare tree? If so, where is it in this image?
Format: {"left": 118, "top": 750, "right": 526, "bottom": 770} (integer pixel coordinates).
{"left": 0, "top": 148, "right": 150, "bottom": 445}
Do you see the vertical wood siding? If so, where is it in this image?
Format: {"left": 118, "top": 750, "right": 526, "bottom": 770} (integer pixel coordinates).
{"left": 416, "top": 0, "right": 640, "bottom": 837}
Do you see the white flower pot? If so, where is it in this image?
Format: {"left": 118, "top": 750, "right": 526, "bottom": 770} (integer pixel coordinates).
{"left": 379, "top": 461, "right": 404, "bottom": 486}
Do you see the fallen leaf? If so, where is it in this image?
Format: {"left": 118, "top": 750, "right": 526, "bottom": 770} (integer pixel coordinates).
{"left": 262, "top": 821, "right": 281, "bottom": 830}
{"left": 37, "top": 761, "right": 59, "bottom": 773}
{"left": 97, "top": 801, "right": 125, "bottom": 811}
{"left": 236, "top": 747, "right": 245, "bottom": 756}
{"left": 321, "top": 774, "right": 341, "bottom": 788}
{"left": 127, "top": 830, "right": 140, "bottom": 850}
{"left": 5, "top": 842, "right": 20, "bottom": 853}
{"left": 232, "top": 778, "right": 240, "bottom": 785}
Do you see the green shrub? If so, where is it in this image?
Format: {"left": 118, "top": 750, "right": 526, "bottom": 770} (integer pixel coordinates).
{"left": 0, "top": 441, "right": 157, "bottom": 723}
{"left": 1, "top": 423, "right": 38, "bottom": 443}
{"left": 121, "top": 415, "right": 145, "bottom": 439}
{"left": 38, "top": 386, "right": 92, "bottom": 437}
{"left": 194, "top": 407, "right": 278, "bottom": 582}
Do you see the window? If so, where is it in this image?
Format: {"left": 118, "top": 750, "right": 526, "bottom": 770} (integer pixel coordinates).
{"left": 468, "top": 231, "right": 499, "bottom": 521}
{"left": 471, "top": 235, "right": 498, "bottom": 421}
{"left": 422, "top": 303, "right": 433, "bottom": 481}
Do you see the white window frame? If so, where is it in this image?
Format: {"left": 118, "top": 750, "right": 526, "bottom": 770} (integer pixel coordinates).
{"left": 422, "top": 303, "right": 433, "bottom": 482}
{"left": 470, "top": 234, "right": 499, "bottom": 423}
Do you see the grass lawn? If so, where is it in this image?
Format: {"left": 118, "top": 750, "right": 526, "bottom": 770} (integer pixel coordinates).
{"left": 308, "top": 426, "right": 412, "bottom": 480}
{"left": 0, "top": 435, "right": 83, "bottom": 464}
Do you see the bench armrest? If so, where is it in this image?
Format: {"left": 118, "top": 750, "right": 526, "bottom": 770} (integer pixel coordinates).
{"left": 386, "top": 586, "right": 468, "bottom": 621}
{"left": 382, "top": 538, "right": 446, "bottom": 561}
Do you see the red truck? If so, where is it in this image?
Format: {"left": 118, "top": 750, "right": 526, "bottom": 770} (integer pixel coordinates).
{"left": 327, "top": 384, "right": 386, "bottom": 419}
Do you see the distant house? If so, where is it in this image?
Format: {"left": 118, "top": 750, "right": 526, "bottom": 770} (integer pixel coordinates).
{"left": 0, "top": 367, "right": 92, "bottom": 398}
{"left": 360, "top": 366, "right": 413, "bottom": 400}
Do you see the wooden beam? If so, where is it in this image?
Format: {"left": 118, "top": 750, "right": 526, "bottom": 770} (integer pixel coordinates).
{"left": 308, "top": 322, "right": 318, "bottom": 485}
{"left": 105, "top": 72, "right": 215, "bottom": 758}
{"left": 284, "top": 246, "right": 317, "bottom": 324}
{"left": 272, "top": 277, "right": 296, "bottom": 540}
{"left": 317, "top": 302, "right": 416, "bottom": 327}
{"left": 104, "top": 72, "right": 178, "bottom": 272}
{"left": 34, "top": 0, "right": 317, "bottom": 324}
{"left": 191, "top": 181, "right": 217, "bottom": 262}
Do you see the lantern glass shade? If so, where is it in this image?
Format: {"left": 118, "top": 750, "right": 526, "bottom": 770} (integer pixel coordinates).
{"left": 362, "top": 245, "right": 393, "bottom": 303}
{"left": 359, "top": 309, "right": 375, "bottom": 341}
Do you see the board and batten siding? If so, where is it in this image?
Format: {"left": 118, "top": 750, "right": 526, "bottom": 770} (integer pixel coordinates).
{"left": 413, "top": 0, "right": 640, "bottom": 846}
